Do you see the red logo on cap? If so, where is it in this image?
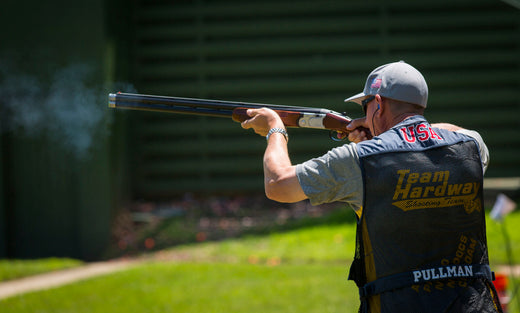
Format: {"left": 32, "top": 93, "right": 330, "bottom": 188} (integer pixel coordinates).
{"left": 371, "top": 78, "right": 382, "bottom": 89}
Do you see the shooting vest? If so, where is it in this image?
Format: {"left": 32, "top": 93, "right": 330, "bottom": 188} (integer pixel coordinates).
{"left": 350, "top": 116, "right": 501, "bottom": 313}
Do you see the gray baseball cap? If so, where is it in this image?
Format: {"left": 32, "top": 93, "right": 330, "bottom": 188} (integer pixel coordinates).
{"left": 344, "top": 61, "right": 428, "bottom": 108}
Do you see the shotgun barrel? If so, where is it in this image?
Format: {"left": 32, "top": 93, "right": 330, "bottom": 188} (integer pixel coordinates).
{"left": 108, "top": 92, "right": 334, "bottom": 117}
{"left": 108, "top": 92, "right": 369, "bottom": 138}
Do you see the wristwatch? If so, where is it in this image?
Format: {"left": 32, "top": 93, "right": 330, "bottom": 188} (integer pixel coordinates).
{"left": 266, "top": 128, "right": 289, "bottom": 143}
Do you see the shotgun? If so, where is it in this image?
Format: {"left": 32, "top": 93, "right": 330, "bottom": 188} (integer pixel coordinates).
{"left": 108, "top": 92, "right": 370, "bottom": 139}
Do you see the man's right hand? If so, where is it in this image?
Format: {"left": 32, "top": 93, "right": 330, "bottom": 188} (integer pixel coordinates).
{"left": 346, "top": 117, "right": 370, "bottom": 143}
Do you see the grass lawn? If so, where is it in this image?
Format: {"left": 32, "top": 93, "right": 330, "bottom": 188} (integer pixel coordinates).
{"left": 0, "top": 263, "right": 359, "bottom": 313}
{"left": 164, "top": 222, "right": 356, "bottom": 264}
{"left": 0, "top": 258, "right": 83, "bottom": 282}
{"left": 1, "top": 211, "right": 519, "bottom": 313}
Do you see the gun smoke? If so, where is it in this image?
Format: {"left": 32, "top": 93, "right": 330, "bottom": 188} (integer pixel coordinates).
{"left": 0, "top": 63, "right": 134, "bottom": 158}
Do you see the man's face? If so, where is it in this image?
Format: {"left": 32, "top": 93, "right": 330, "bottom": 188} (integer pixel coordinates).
{"left": 362, "top": 95, "right": 378, "bottom": 135}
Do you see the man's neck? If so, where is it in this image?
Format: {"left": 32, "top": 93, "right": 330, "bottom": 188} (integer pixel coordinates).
{"left": 379, "top": 113, "right": 419, "bottom": 134}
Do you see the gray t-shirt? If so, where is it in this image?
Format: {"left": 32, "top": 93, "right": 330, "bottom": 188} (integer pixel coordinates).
{"left": 295, "top": 129, "right": 489, "bottom": 214}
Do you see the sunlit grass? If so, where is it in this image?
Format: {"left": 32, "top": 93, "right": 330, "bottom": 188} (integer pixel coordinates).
{"left": 163, "top": 223, "right": 356, "bottom": 265}
{"left": 0, "top": 258, "right": 83, "bottom": 282}
{"left": 1, "top": 262, "right": 359, "bottom": 313}
{"left": 1, "top": 210, "right": 519, "bottom": 313}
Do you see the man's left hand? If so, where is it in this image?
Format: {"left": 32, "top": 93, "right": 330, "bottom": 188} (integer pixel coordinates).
{"left": 240, "top": 108, "right": 286, "bottom": 137}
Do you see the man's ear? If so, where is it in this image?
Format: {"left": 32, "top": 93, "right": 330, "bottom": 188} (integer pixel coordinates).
{"left": 375, "top": 94, "right": 383, "bottom": 114}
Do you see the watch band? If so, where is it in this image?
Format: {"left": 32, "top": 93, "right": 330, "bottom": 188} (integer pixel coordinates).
{"left": 266, "top": 128, "right": 289, "bottom": 143}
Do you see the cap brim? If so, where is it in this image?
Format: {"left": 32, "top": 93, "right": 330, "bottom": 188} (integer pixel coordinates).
{"left": 344, "top": 92, "right": 366, "bottom": 105}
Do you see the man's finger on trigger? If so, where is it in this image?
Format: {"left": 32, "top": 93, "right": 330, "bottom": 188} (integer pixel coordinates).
{"left": 347, "top": 119, "right": 361, "bottom": 130}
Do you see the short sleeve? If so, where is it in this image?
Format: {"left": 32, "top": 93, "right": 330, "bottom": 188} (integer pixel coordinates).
{"left": 295, "top": 143, "right": 363, "bottom": 212}
{"left": 456, "top": 129, "right": 489, "bottom": 174}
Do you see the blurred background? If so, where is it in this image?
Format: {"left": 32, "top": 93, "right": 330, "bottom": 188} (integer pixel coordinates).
{"left": 0, "top": 0, "right": 518, "bottom": 261}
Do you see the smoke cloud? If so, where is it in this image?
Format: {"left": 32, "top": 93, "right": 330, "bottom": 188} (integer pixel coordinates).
{"left": 0, "top": 62, "right": 134, "bottom": 158}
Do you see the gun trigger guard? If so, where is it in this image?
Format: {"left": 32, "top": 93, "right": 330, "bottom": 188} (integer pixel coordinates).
{"left": 329, "top": 130, "right": 347, "bottom": 142}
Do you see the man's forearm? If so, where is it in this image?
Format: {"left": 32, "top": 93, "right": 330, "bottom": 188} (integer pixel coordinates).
{"left": 239, "top": 108, "right": 307, "bottom": 202}
{"left": 263, "top": 133, "right": 306, "bottom": 203}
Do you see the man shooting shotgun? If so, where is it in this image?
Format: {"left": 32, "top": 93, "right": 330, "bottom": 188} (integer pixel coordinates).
{"left": 240, "top": 61, "right": 500, "bottom": 313}
{"left": 109, "top": 61, "right": 501, "bottom": 313}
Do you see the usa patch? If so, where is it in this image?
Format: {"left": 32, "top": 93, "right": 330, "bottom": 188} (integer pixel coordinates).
{"left": 371, "top": 78, "right": 382, "bottom": 89}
